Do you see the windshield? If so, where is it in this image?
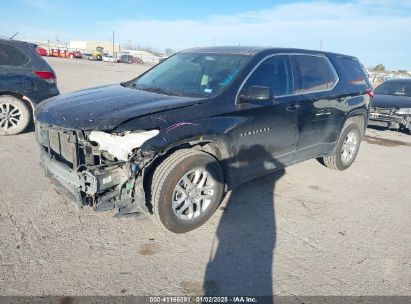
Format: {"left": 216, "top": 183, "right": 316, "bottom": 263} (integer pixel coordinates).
{"left": 375, "top": 81, "right": 411, "bottom": 97}
{"left": 130, "top": 53, "right": 250, "bottom": 97}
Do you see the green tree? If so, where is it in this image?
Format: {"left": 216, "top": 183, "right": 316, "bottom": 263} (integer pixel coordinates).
{"left": 374, "top": 64, "right": 386, "bottom": 72}
{"left": 164, "top": 48, "right": 175, "bottom": 56}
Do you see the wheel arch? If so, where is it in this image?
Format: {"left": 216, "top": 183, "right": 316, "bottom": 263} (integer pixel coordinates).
{"left": 327, "top": 110, "right": 367, "bottom": 156}
{"left": 0, "top": 91, "right": 36, "bottom": 116}
{"left": 342, "top": 109, "right": 368, "bottom": 136}
{"left": 142, "top": 136, "right": 234, "bottom": 198}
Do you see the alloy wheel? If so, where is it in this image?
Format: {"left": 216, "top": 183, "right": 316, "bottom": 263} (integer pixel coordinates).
{"left": 171, "top": 168, "right": 216, "bottom": 221}
{"left": 341, "top": 130, "right": 359, "bottom": 165}
{"left": 0, "top": 103, "right": 23, "bottom": 130}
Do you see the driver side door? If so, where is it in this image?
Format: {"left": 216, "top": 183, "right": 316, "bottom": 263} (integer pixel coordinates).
{"left": 232, "top": 54, "right": 301, "bottom": 184}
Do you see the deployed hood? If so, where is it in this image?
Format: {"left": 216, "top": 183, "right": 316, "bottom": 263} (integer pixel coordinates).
{"left": 372, "top": 94, "right": 411, "bottom": 109}
{"left": 35, "top": 84, "right": 205, "bottom": 130}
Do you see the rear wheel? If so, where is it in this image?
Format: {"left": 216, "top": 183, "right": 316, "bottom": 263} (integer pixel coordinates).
{"left": 0, "top": 95, "right": 31, "bottom": 136}
{"left": 151, "top": 149, "right": 224, "bottom": 233}
{"left": 320, "top": 123, "right": 361, "bottom": 170}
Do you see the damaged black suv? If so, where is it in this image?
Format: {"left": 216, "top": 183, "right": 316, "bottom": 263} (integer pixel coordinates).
{"left": 35, "top": 47, "right": 372, "bottom": 233}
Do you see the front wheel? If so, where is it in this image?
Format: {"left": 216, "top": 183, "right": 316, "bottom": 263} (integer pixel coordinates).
{"left": 151, "top": 149, "right": 224, "bottom": 233}
{"left": 319, "top": 123, "right": 362, "bottom": 170}
{"left": 0, "top": 95, "right": 31, "bottom": 136}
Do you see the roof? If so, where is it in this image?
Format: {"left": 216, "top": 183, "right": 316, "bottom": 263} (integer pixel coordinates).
{"left": 181, "top": 46, "right": 357, "bottom": 59}
{"left": 0, "top": 37, "right": 36, "bottom": 47}
{"left": 384, "top": 78, "right": 411, "bottom": 83}
{"left": 182, "top": 46, "right": 266, "bottom": 56}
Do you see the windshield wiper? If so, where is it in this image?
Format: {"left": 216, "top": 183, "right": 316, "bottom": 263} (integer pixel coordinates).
{"left": 132, "top": 84, "right": 180, "bottom": 96}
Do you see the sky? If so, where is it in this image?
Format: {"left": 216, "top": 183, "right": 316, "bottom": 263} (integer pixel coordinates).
{"left": 1, "top": 0, "right": 410, "bottom": 70}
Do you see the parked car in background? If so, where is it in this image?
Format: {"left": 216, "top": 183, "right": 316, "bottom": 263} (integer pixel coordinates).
{"left": 102, "top": 55, "right": 117, "bottom": 63}
{"left": 82, "top": 53, "right": 94, "bottom": 60}
{"left": 0, "top": 38, "right": 59, "bottom": 135}
{"left": 369, "top": 79, "right": 411, "bottom": 133}
{"left": 135, "top": 57, "right": 144, "bottom": 64}
{"left": 35, "top": 46, "right": 371, "bottom": 233}
{"left": 36, "top": 46, "right": 47, "bottom": 56}
{"left": 69, "top": 50, "right": 82, "bottom": 59}
{"left": 118, "top": 54, "right": 137, "bottom": 64}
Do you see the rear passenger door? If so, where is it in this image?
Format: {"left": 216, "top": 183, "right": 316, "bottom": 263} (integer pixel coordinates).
{"left": 292, "top": 54, "right": 343, "bottom": 161}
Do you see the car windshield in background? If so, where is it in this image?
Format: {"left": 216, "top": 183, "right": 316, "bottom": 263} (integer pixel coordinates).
{"left": 374, "top": 81, "right": 411, "bottom": 97}
{"left": 130, "top": 53, "right": 250, "bottom": 97}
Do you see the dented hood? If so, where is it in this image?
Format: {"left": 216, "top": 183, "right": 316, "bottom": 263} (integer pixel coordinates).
{"left": 34, "top": 84, "right": 205, "bottom": 130}
{"left": 372, "top": 94, "right": 411, "bottom": 109}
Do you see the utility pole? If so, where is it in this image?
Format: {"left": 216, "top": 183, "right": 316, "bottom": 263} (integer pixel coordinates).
{"left": 112, "top": 30, "right": 115, "bottom": 56}
{"left": 319, "top": 38, "right": 323, "bottom": 51}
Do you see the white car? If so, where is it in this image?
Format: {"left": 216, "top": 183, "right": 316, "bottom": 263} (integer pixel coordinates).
{"left": 102, "top": 55, "right": 117, "bottom": 63}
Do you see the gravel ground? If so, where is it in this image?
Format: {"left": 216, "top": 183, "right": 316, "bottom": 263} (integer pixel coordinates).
{"left": 0, "top": 57, "right": 410, "bottom": 296}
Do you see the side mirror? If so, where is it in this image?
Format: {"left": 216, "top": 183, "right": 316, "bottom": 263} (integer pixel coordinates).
{"left": 240, "top": 85, "right": 272, "bottom": 103}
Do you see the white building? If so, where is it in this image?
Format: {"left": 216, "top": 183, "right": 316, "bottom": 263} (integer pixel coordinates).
{"left": 69, "top": 41, "right": 120, "bottom": 55}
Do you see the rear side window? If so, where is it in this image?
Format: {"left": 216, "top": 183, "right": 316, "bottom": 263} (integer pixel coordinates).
{"left": 0, "top": 43, "right": 29, "bottom": 66}
{"left": 294, "top": 55, "right": 338, "bottom": 93}
{"left": 338, "top": 57, "right": 368, "bottom": 85}
{"left": 243, "top": 55, "right": 295, "bottom": 97}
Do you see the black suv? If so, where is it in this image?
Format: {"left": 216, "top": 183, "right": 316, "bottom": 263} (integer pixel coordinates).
{"left": 35, "top": 47, "right": 372, "bottom": 233}
{"left": 0, "top": 38, "right": 59, "bottom": 135}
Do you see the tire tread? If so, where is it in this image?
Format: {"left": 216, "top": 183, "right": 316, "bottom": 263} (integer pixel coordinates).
{"left": 151, "top": 149, "right": 206, "bottom": 230}
{"left": 320, "top": 123, "right": 361, "bottom": 171}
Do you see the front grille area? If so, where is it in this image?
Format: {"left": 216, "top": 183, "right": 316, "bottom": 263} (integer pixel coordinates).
{"left": 49, "top": 129, "right": 77, "bottom": 165}
{"left": 36, "top": 123, "right": 81, "bottom": 168}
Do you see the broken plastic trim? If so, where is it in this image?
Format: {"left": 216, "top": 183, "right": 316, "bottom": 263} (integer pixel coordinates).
{"left": 89, "top": 130, "right": 159, "bottom": 161}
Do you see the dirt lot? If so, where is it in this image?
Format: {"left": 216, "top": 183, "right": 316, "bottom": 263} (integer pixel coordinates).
{"left": 0, "top": 57, "right": 410, "bottom": 296}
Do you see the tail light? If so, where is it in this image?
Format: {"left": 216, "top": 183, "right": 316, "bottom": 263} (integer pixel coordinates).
{"left": 366, "top": 88, "right": 374, "bottom": 98}
{"left": 34, "top": 71, "right": 56, "bottom": 84}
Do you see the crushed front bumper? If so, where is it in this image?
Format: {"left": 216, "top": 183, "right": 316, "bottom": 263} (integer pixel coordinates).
{"left": 36, "top": 123, "right": 150, "bottom": 217}
{"left": 40, "top": 148, "right": 128, "bottom": 200}
{"left": 369, "top": 108, "right": 411, "bottom": 130}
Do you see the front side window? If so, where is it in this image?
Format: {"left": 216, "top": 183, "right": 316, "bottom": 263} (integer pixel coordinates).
{"left": 131, "top": 53, "right": 250, "bottom": 97}
{"left": 294, "top": 55, "right": 338, "bottom": 93}
{"left": 0, "top": 43, "right": 29, "bottom": 67}
{"left": 242, "top": 55, "right": 295, "bottom": 97}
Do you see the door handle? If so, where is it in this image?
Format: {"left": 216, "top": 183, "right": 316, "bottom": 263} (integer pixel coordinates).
{"left": 286, "top": 104, "right": 300, "bottom": 111}
{"left": 315, "top": 110, "right": 331, "bottom": 117}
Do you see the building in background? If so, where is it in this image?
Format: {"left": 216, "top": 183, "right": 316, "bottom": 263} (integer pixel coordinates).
{"left": 22, "top": 39, "right": 120, "bottom": 56}
{"left": 21, "top": 38, "right": 163, "bottom": 63}
{"left": 69, "top": 41, "right": 120, "bottom": 55}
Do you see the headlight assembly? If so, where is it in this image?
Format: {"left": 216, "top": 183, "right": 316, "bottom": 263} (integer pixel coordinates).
{"left": 89, "top": 130, "right": 159, "bottom": 161}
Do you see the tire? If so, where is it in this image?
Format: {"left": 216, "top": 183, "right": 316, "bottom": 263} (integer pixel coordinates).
{"left": 96, "top": 54, "right": 102, "bottom": 61}
{"left": 0, "top": 95, "right": 31, "bottom": 136}
{"left": 151, "top": 149, "right": 224, "bottom": 233}
{"left": 319, "top": 123, "right": 362, "bottom": 170}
